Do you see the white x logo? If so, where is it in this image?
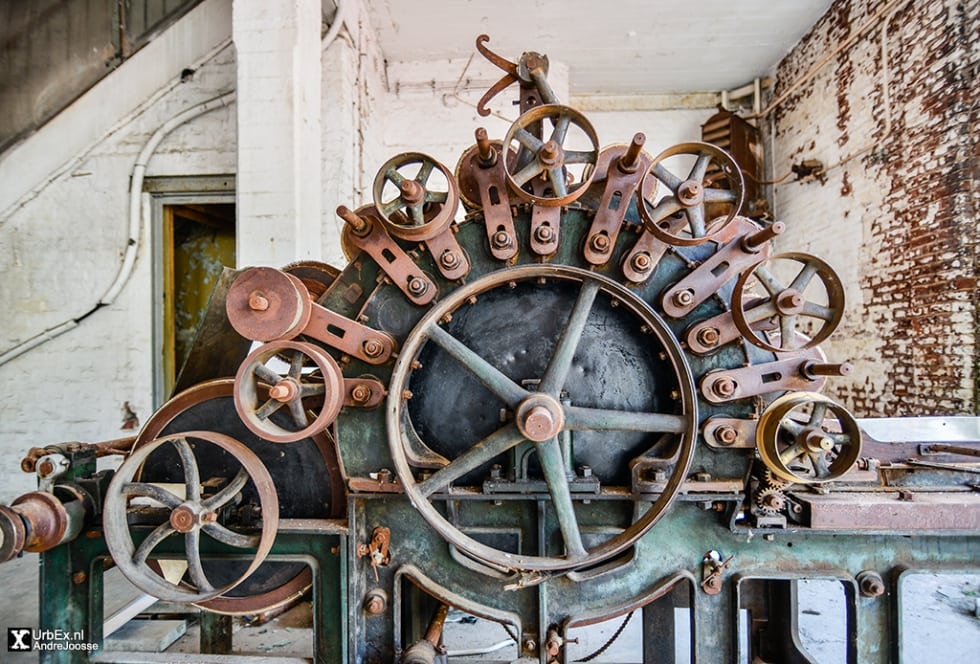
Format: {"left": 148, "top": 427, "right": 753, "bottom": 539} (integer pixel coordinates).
{"left": 9, "top": 629, "right": 31, "bottom": 650}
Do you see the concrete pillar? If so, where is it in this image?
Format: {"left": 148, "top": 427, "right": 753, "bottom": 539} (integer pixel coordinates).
{"left": 233, "top": 0, "right": 322, "bottom": 266}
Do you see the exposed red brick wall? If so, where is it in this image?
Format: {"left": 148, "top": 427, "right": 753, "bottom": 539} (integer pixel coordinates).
{"left": 770, "top": 0, "right": 978, "bottom": 416}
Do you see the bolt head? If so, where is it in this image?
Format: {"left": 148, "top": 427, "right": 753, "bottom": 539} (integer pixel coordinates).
{"left": 697, "top": 327, "right": 721, "bottom": 347}
{"left": 590, "top": 233, "right": 610, "bottom": 252}
{"left": 362, "top": 338, "right": 384, "bottom": 358}
{"left": 672, "top": 289, "right": 695, "bottom": 307}
{"left": 630, "top": 251, "right": 652, "bottom": 272}
{"left": 717, "top": 425, "right": 738, "bottom": 445}
{"left": 351, "top": 385, "right": 372, "bottom": 404}
{"left": 491, "top": 231, "right": 513, "bottom": 249}
{"left": 248, "top": 291, "right": 270, "bottom": 312}
{"left": 407, "top": 277, "right": 428, "bottom": 296}
{"left": 712, "top": 377, "right": 737, "bottom": 398}
{"left": 534, "top": 225, "right": 555, "bottom": 243}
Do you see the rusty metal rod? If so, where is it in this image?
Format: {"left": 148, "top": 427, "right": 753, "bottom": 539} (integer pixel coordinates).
{"left": 802, "top": 361, "right": 853, "bottom": 379}
{"left": 618, "top": 132, "right": 646, "bottom": 172}
{"left": 336, "top": 205, "right": 370, "bottom": 235}
{"left": 475, "top": 127, "right": 496, "bottom": 166}
{"left": 742, "top": 221, "right": 785, "bottom": 252}
{"left": 423, "top": 603, "right": 450, "bottom": 646}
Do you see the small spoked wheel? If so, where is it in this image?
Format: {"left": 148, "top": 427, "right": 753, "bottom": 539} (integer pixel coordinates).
{"left": 103, "top": 431, "right": 278, "bottom": 603}
{"left": 372, "top": 152, "right": 459, "bottom": 241}
{"left": 234, "top": 340, "right": 344, "bottom": 444}
{"left": 756, "top": 392, "right": 862, "bottom": 484}
{"left": 639, "top": 142, "right": 744, "bottom": 245}
{"left": 503, "top": 104, "right": 599, "bottom": 206}
{"left": 731, "top": 252, "right": 845, "bottom": 352}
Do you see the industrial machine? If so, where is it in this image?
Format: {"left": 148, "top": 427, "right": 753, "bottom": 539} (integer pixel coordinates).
{"left": 2, "top": 35, "right": 978, "bottom": 664}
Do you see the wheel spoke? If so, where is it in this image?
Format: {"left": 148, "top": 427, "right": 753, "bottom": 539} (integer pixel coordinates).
{"left": 202, "top": 468, "right": 250, "bottom": 510}
{"left": 802, "top": 301, "right": 835, "bottom": 321}
{"left": 513, "top": 159, "right": 544, "bottom": 187}
{"left": 172, "top": 438, "right": 200, "bottom": 501}
{"left": 808, "top": 402, "right": 829, "bottom": 426}
{"left": 652, "top": 164, "right": 683, "bottom": 192}
{"left": 288, "top": 351, "right": 304, "bottom": 379}
{"left": 417, "top": 423, "right": 526, "bottom": 497}
{"left": 790, "top": 261, "right": 819, "bottom": 292}
{"left": 810, "top": 452, "right": 831, "bottom": 478}
{"left": 415, "top": 160, "right": 434, "bottom": 184}
{"left": 537, "top": 438, "right": 587, "bottom": 559}
{"left": 547, "top": 168, "right": 568, "bottom": 198}
{"left": 550, "top": 113, "right": 571, "bottom": 145}
{"left": 426, "top": 325, "right": 527, "bottom": 406}
{"left": 689, "top": 153, "right": 711, "bottom": 181}
{"left": 133, "top": 522, "right": 176, "bottom": 565}
{"left": 779, "top": 314, "right": 799, "bottom": 348}
{"left": 539, "top": 279, "right": 600, "bottom": 395}
{"left": 408, "top": 203, "right": 425, "bottom": 225}
{"left": 645, "top": 196, "right": 682, "bottom": 223}
{"left": 385, "top": 168, "right": 405, "bottom": 186}
{"left": 754, "top": 266, "right": 785, "bottom": 296}
{"left": 686, "top": 204, "right": 707, "bottom": 237}
{"left": 744, "top": 300, "right": 778, "bottom": 324}
{"left": 564, "top": 149, "right": 596, "bottom": 164}
{"left": 253, "top": 364, "right": 281, "bottom": 385}
{"left": 563, "top": 406, "right": 688, "bottom": 433}
{"left": 185, "top": 530, "right": 214, "bottom": 593}
{"left": 781, "top": 418, "right": 806, "bottom": 435}
{"left": 123, "top": 482, "right": 184, "bottom": 509}
{"left": 425, "top": 190, "right": 449, "bottom": 204}
{"left": 301, "top": 383, "right": 325, "bottom": 397}
{"left": 287, "top": 399, "right": 307, "bottom": 428}
{"left": 779, "top": 443, "right": 806, "bottom": 465}
{"left": 515, "top": 127, "right": 544, "bottom": 152}
{"left": 381, "top": 197, "right": 403, "bottom": 217}
{"left": 703, "top": 188, "right": 738, "bottom": 203}
{"left": 202, "top": 522, "right": 260, "bottom": 548}
{"left": 254, "top": 397, "right": 285, "bottom": 421}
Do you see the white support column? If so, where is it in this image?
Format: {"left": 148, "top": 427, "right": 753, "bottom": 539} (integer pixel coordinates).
{"left": 233, "top": 0, "right": 322, "bottom": 267}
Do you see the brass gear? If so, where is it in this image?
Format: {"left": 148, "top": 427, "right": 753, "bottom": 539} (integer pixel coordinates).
{"left": 754, "top": 484, "right": 787, "bottom": 515}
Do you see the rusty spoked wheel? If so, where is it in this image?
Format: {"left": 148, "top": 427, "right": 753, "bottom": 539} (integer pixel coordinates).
{"left": 373, "top": 152, "right": 459, "bottom": 241}
{"left": 731, "top": 252, "right": 845, "bottom": 352}
{"left": 234, "top": 340, "right": 344, "bottom": 444}
{"left": 639, "top": 142, "right": 744, "bottom": 245}
{"left": 104, "top": 431, "right": 278, "bottom": 603}
{"left": 503, "top": 104, "right": 599, "bottom": 206}
{"left": 387, "top": 265, "right": 697, "bottom": 573}
{"left": 756, "top": 392, "right": 862, "bottom": 484}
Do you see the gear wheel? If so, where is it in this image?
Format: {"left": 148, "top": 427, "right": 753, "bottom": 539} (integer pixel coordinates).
{"left": 762, "top": 467, "right": 791, "bottom": 490}
{"left": 754, "top": 484, "right": 787, "bottom": 515}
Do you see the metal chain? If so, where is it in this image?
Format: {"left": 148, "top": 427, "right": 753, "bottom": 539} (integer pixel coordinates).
{"left": 574, "top": 610, "right": 634, "bottom": 662}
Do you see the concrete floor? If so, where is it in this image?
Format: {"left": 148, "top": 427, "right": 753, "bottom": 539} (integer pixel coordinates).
{"left": 1, "top": 553, "right": 978, "bottom": 662}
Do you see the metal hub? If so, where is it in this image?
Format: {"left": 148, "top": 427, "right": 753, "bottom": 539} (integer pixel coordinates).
{"left": 516, "top": 394, "right": 565, "bottom": 442}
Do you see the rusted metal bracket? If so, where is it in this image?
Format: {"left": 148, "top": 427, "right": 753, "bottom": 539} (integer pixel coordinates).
{"left": 356, "top": 526, "right": 392, "bottom": 582}
{"left": 349, "top": 468, "right": 403, "bottom": 493}
{"left": 337, "top": 206, "right": 437, "bottom": 306}
{"left": 424, "top": 225, "right": 470, "bottom": 281}
{"left": 700, "top": 550, "right": 733, "bottom": 594}
{"left": 474, "top": 34, "right": 556, "bottom": 117}
{"left": 472, "top": 155, "right": 519, "bottom": 261}
{"left": 702, "top": 416, "right": 758, "bottom": 449}
{"left": 584, "top": 135, "right": 650, "bottom": 265}
{"left": 660, "top": 219, "right": 783, "bottom": 318}
{"left": 700, "top": 351, "right": 831, "bottom": 404}
{"left": 529, "top": 177, "right": 561, "bottom": 255}
{"left": 343, "top": 377, "right": 386, "bottom": 409}
{"left": 621, "top": 216, "right": 687, "bottom": 284}
{"left": 305, "top": 305, "right": 397, "bottom": 365}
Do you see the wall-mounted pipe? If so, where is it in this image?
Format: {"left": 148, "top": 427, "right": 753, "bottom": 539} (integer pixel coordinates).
{"left": 0, "top": 91, "right": 235, "bottom": 368}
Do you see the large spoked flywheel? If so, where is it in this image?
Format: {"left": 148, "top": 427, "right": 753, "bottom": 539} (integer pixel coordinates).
{"left": 388, "top": 265, "right": 697, "bottom": 572}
